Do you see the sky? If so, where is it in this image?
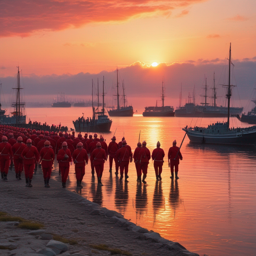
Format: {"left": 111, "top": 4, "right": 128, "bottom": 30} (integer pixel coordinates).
{"left": 1, "top": 0, "right": 256, "bottom": 108}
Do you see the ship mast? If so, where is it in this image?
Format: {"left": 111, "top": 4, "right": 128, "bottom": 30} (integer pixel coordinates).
{"left": 116, "top": 68, "right": 120, "bottom": 110}
{"left": 193, "top": 85, "right": 195, "bottom": 105}
{"left": 161, "top": 81, "right": 165, "bottom": 107}
{"left": 179, "top": 84, "right": 182, "bottom": 108}
{"left": 227, "top": 43, "right": 232, "bottom": 128}
{"left": 122, "top": 80, "right": 126, "bottom": 108}
{"left": 212, "top": 72, "right": 217, "bottom": 107}
{"left": 201, "top": 78, "right": 208, "bottom": 106}
{"left": 97, "top": 78, "right": 99, "bottom": 109}
{"left": 12, "top": 67, "right": 25, "bottom": 124}
{"left": 102, "top": 76, "right": 105, "bottom": 114}
{"left": 92, "top": 79, "right": 94, "bottom": 109}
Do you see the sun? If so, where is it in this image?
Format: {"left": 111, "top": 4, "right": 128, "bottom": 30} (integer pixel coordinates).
{"left": 151, "top": 62, "right": 158, "bottom": 67}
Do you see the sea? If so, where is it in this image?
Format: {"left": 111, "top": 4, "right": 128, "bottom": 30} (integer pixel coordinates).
{"left": 8, "top": 107, "right": 256, "bottom": 256}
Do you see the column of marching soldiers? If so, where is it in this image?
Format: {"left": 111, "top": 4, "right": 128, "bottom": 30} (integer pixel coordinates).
{"left": 0, "top": 125, "right": 183, "bottom": 188}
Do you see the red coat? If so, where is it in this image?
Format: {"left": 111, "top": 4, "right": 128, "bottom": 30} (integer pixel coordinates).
{"left": 90, "top": 148, "right": 107, "bottom": 165}
{"left": 8, "top": 138, "right": 17, "bottom": 146}
{"left": 115, "top": 145, "right": 132, "bottom": 163}
{"left": 0, "top": 142, "right": 13, "bottom": 160}
{"left": 21, "top": 146, "right": 39, "bottom": 165}
{"left": 137, "top": 147, "right": 151, "bottom": 163}
{"left": 36, "top": 139, "right": 46, "bottom": 153}
{"left": 152, "top": 148, "right": 165, "bottom": 162}
{"left": 57, "top": 148, "right": 72, "bottom": 167}
{"left": 89, "top": 141, "right": 97, "bottom": 154}
{"left": 72, "top": 148, "right": 88, "bottom": 166}
{"left": 108, "top": 141, "right": 118, "bottom": 157}
{"left": 133, "top": 147, "right": 142, "bottom": 163}
{"left": 12, "top": 142, "right": 26, "bottom": 160}
{"left": 100, "top": 140, "right": 108, "bottom": 154}
{"left": 168, "top": 146, "right": 182, "bottom": 164}
{"left": 40, "top": 147, "right": 55, "bottom": 168}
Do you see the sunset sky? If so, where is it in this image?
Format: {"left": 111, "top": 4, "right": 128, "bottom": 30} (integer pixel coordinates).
{"left": 1, "top": 0, "right": 256, "bottom": 107}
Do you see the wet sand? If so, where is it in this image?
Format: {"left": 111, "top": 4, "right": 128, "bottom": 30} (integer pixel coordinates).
{"left": 0, "top": 169, "right": 199, "bottom": 256}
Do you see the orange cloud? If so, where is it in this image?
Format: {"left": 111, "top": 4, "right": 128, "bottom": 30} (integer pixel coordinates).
{"left": 176, "top": 10, "right": 189, "bottom": 18}
{"left": 207, "top": 34, "right": 220, "bottom": 39}
{"left": 228, "top": 15, "right": 248, "bottom": 21}
{"left": 0, "top": 0, "right": 206, "bottom": 37}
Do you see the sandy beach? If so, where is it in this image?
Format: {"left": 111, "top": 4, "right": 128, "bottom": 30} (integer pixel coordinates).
{"left": 0, "top": 167, "right": 200, "bottom": 256}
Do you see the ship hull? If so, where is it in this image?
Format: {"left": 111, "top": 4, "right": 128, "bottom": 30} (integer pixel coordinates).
{"left": 52, "top": 102, "right": 71, "bottom": 107}
{"left": 143, "top": 111, "right": 175, "bottom": 117}
{"left": 184, "top": 128, "right": 256, "bottom": 145}
{"left": 73, "top": 120, "right": 112, "bottom": 133}
{"left": 0, "top": 115, "right": 26, "bottom": 125}
{"left": 108, "top": 107, "right": 133, "bottom": 117}
{"left": 239, "top": 114, "right": 256, "bottom": 124}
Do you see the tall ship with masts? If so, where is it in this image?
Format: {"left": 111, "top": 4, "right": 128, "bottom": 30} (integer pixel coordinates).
{"left": 237, "top": 99, "right": 256, "bottom": 124}
{"left": 175, "top": 75, "right": 243, "bottom": 117}
{"left": 73, "top": 77, "right": 112, "bottom": 132}
{"left": 0, "top": 67, "right": 26, "bottom": 125}
{"left": 143, "top": 82, "right": 174, "bottom": 117}
{"left": 183, "top": 44, "right": 256, "bottom": 145}
{"left": 108, "top": 68, "right": 133, "bottom": 117}
{"left": 52, "top": 94, "right": 71, "bottom": 108}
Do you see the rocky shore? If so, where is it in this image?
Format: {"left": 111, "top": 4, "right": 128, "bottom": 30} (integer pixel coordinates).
{"left": 0, "top": 170, "right": 200, "bottom": 256}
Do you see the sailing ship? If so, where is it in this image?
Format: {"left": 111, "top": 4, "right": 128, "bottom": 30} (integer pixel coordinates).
{"left": 52, "top": 94, "right": 71, "bottom": 107}
{"left": 183, "top": 44, "right": 256, "bottom": 145}
{"left": 175, "top": 75, "right": 243, "bottom": 117}
{"left": 143, "top": 82, "right": 174, "bottom": 117}
{"left": 73, "top": 77, "right": 112, "bottom": 132}
{"left": 0, "top": 67, "right": 26, "bottom": 125}
{"left": 237, "top": 100, "right": 256, "bottom": 124}
{"left": 108, "top": 68, "right": 133, "bottom": 117}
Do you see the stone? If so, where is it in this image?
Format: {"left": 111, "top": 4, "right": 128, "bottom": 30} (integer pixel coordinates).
{"left": 0, "top": 242, "right": 18, "bottom": 249}
{"left": 89, "top": 209, "right": 101, "bottom": 215}
{"left": 132, "top": 226, "right": 148, "bottom": 233}
{"left": 40, "top": 234, "right": 53, "bottom": 240}
{"left": 46, "top": 240, "right": 68, "bottom": 254}
{"left": 28, "top": 230, "right": 47, "bottom": 236}
{"left": 143, "top": 232, "right": 161, "bottom": 242}
{"left": 37, "top": 247, "right": 57, "bottom": 256}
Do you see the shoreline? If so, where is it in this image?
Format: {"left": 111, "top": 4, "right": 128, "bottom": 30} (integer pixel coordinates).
{"left": 0, "top": 169, "right": 199, "bottom": 256}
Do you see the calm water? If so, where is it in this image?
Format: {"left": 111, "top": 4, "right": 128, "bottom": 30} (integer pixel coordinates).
{"left": 19, "top": 108, "right": 256, "bottom": 255}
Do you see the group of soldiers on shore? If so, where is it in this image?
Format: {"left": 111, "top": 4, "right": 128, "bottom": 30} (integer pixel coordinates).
{"left": 0, "top": 125, "right": 183, "bottom": 188}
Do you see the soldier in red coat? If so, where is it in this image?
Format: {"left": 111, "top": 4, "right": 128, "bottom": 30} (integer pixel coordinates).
{"left": 72, "top": 142, "right": 88, "bottom": 188}
{"left": 138, "top": 141, "right": 151, "bottom": 184}
{"left": 100, "top": 136, "right": 108, "bottom": 154}
{"left": 152, "top": 141, "right": 165, "bottom": 181}
{"left": 57, "top": 141, "right": 72, "bottom": 188}
{"left": 115, "top": 140, "right": 132, "bottom": 182}
{"left": 108, "top": 136, "right": 118, "bottom": 174}
{"left": 0, "top": 136, "right": 13, "bottom": 181}
{"left": 21, "top": 139, "right": 39, "bottom": 187}
{"left": 12, "top": 136, "right": 26, "bottom": 180}
{"left": 89, "top": 138, "right": 97, "bottom": 176}
{"left": 168, "top": 140, "right": 183, "bottom": 180}
{"left": 90, "top": 142, "right": 107, "bottom": 186}
{"left": 40, "top": 140, "right": 55, "bottom": 188}
{"left": 133, "top": 142, "right": 142, "bottom": 182}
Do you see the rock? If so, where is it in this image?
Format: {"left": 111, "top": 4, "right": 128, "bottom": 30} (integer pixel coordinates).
{"left": 4, "top": 221, "right": 19, "bottom": 227}
{"left": 40, "top": 234, "right": 53, "bottom": 240}
{"left": 46, "top": 240, "right": 68, "bottom": 254}
{"left": 59, "top": 252, "right": 70, "bottom": 256}
{"left": 132, "top": 226, "right": 148, "bottom": 233}
{"left": 28, "top": 230, "right": 46, "bottom": 236}
{"left": 101, "top": 208, "right": 123, "bottom": 218}
{"left": 143, "top": 232, "right": 161, "bottom": 242}
{"left": 37, "top": 248, "right": 57, "bottom": 256}
{"left": 89, "top": 209, "right": 101, "bottom": 215}
{"left": 0, "top": 242, "right": 18, "bottom": 249}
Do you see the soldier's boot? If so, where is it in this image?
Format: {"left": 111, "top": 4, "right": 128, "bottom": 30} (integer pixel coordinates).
{"left": 3, "top": 173, "right": 8, "bottom": 181}
{"left": 125, "top": 174, "right": 129, "bottom": 182}
{"left": 18, "top": 172, "right": 22, "bottom": 180}
{"left": 142, "top": 174, "right": 147, "bottom": 184}
{"left": 91, "top": 170, "right": 95, "bottom": 177}
{"left": 109, "top": 168, "right": 112, "bottom": 172}
{"left": 76, "top": 180, "right": 80, "bottom": 188}
{"left": 79, "top": 180, "right": 83, "bottom": 188}
{"left": 158, "top": 174, "right": 162, "bottom": 181}
{"left": 28, "top": 179, "right": 33, "bottom": 187}
{"left": 156, "top": 174, "right": 159, "bottom": 180}
{"left": 1, "top": 172, "right": 4, "bottom": 180}
{"left": 170, "top": 172, "right": 174, "bottom": 179}
{"left": 120, "top": 173, "right": 123, "bottom": 180}
{"left": 175, "top": 172, "right": 179, "bottom": 180}
{"left": 115, "top": 171, "right": 118, "bottom": 176}
{"left": 44, "top": 179, "right": 48, "bottom": 188}
{"left": 98, "top": 177, "right": 103, "bottom": 186}
{"left": 46, "top": 178, "right": 50, "bottom": 188}
{"left": 62, "top": 182, "right": 66, "bottom": 188}
{"left": 25, "top": 178, "right": 29, "bottom": 187}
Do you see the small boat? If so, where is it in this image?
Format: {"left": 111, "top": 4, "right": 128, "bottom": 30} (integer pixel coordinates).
{"left": 143, "top": 81, "right": 174, "bottom": 117}
{"left": 237, "top": 100, "right": 256, "bottom": 124}
{"left": 183, "top": 44, "right": 256, "bottom": 146}
{"left": 108, "top": 68, "right": 133, "bottom": 117}
{"left": 52, "top": 94, "right": 71, "bottom": 107}
{"left": 73, "top": 77, "right": 112, "bottom": 132}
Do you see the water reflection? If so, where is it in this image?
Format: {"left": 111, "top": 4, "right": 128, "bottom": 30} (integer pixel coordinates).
{"left": 91, "top": 177, "right": 103, "bottom": 206}
{"left": 152, "top": 181, "right": 164, "bottom": 215}
{"left": 115, "top": 179, "right": 129, "bottom": 214}
{"left": 105, "top": 171, "right": 114, "bottom": 196}
{"left": 169, "top": 180, "right": 180, "bottom": 218}
{"left": 135, "top": 184, "right": 148, "bottom": 216}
